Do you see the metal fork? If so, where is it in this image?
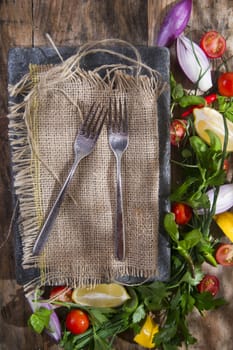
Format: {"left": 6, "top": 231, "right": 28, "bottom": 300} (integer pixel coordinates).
{"left": 32, "top": 103, "right": 107, "bottom": 256}
{"left": 108, "top": 97, "right": 129, "bottom": 261}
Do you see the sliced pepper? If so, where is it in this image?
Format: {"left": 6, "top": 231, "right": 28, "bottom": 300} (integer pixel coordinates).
{"left": 134, "top": 314, "right": 159, "bottom": 349}
{"left": 214, "top": 211, "right": 233, "bottom": 242}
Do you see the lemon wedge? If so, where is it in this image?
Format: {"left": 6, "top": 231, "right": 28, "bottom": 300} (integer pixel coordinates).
{"left": 72, "top": 283, "right": 130, "bottom": 308}
{"left": 193, "top": 107, "right": 233, "bottom": 151}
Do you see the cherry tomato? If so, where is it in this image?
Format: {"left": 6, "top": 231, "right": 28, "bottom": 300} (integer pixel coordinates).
{"left": 215, "top": 243, "right": 233, "bottom": 266}
{"left": 49, "top": 286, "right": 72, "bottom": 302}
{"left": 218, "top": 72, "right": 233, "bottom": 97}
{"left": 171, "top": 202, "right": 192, "bottom": 225}
{"left": 170, "top": 119, "right": 188, "bottom": 146}
{"left": 200, "top": 31, "right": 226, "bottom": 58}
{"left": 197, "top": 274, "right": 220, "bottom": 296}
{"left": 65, "top": 309, "right": 90, "bottom": 335}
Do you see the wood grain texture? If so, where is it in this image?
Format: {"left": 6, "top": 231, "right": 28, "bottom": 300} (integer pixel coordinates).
{"left": 32, "top": 0, "right": 148, "bottom": 46}
{"left": 0, "top": 1, "right": 233, "bottom": 349}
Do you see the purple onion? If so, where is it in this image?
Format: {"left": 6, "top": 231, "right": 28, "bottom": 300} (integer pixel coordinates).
{"left": 176, "top": 34, "right": 213, "bottom": 91}
{"left": 27, "top": 293, "right": 62, "bottom": 342}
{"left": 198, "top": 184, "right": 233, "bottom": 215}
{"left": 156, "top": 0, "right": 192, "bottom": 47}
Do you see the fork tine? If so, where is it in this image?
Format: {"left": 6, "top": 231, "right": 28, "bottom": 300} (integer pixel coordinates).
{"left": 119, "top": 98, "right": 128, "bottom": 133}
{"left": 93, "top": 106, "right": 108, "bottom": 139}
{"left": 109, "top": 97, "right": 120, "bottom": 132}
{"left": 81, "top": 103, "right": 99, "bottom": 134}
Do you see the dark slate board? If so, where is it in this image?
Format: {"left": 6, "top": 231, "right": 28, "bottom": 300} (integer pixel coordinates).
{"left": 8, "top": 46, "right": 171, "bottom": 285}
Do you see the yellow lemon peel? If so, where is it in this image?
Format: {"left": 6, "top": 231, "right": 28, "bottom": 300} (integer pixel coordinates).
{"left": 193, "top": 107, "right": 233, "bottom": 151}
{"left": 71, "top": 283, "right": 130, "bottom": 308}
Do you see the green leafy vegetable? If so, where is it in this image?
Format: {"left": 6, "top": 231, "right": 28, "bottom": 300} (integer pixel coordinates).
{"left": 28, "top": 307, "right": 53, "bottom": 334}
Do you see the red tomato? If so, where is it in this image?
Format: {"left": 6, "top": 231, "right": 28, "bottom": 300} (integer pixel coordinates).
{"left": 171, "top": 202, "right": 192, "bottom": 225}
{"left": 200, "top": 31, "right": 226, "bottom": 58}
{"left": 218, "top": 72, "right": 233, "bottom": 97}
{"left": 65, "top": 309, "right": 90, "bottom": 335}
{"left": 170, "top": 119, "right": 188, "bottom": 146}
{"left": 197, "top": 274, "right": 220, "bottom": 296}
{"left": 49, "top": 286, "right": 72, "bottom": 302}
{"left": 215, "top": 244, "right": 233, "bottom": 266}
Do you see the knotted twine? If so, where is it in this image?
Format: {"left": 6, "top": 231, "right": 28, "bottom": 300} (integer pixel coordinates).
{"left": 8, "top": 40, "right": 167, "bottom": 288}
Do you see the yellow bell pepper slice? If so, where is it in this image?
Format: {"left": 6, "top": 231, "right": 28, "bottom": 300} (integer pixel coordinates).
{"left": 134, "top": 314, "right": 159, "bottom": 349}
{"left": 214, "top": 211, "right": 233, "bottom": 242}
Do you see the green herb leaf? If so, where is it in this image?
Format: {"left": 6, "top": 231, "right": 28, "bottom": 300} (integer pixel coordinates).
{"left": 170, "top": 74, "right": 184, "bottom": 101}
{"left": 154, "top": 324, "right": 177, "bottom": 346}
{"left": 205, "top": 129, "right": 222, "bottom": 151}
{"left": 132, "top": 304, "right": 146, "bottom": 323}
{"left": 178, "top": 229, "right": 202, "bottom": 250}
{"left": 180, "top": 293, "right": 195, "bottom": 314}
{"left": 181, "top": 268, "right": 204, "bottom": 286}
{"left": 28, "top": 307, "right": 53, "bottom": 334}
{"left": 164, "top": 213, "right": 179, "bottom": 242}
{"left": 194, "top": 292, "right": 226, "bottom": 312}
{"left": 179, "top": 95, "right": 205, "bottom": 108}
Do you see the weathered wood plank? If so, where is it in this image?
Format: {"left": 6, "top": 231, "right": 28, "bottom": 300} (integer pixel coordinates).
{"left": 0, "top": 4, "right": 33, "bottom": 346}
{"left": 32, "top": 0, "right": 148, "bottom": 46}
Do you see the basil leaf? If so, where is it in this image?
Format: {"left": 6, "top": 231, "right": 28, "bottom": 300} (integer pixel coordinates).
{"left": 28, "top": 307, "right": 52, "bottom": 334}
{"left": 179, "top": 95, "right": 205, "bottom": 108}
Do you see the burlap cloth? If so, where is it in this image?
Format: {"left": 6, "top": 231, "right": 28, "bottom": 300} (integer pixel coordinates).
{"left": 9, "top": 41, "right": 166, "bottom": 287}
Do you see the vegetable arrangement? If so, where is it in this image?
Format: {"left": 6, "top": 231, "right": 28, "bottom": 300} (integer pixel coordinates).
{"left": 27, "top": 0, "right": 233, "bottom": 349}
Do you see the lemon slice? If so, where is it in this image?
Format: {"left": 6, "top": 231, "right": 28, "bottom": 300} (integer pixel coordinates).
{"left": 193, "top": 107, "right": 233, "bottom": 151}
{"left": 72, "top": 283, "right": 130, "bottom": 308}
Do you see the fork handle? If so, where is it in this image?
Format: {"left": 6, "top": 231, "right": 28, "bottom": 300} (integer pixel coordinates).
{"left": 32, "top": 156, "right": 82, "bottom": 256}
{"left": 115, "top": 155, "right": 125, "bottom": 261}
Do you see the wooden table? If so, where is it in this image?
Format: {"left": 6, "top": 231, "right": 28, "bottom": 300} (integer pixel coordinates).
{"left": 0, "top": 1, "right": 233, "bottom": 349}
